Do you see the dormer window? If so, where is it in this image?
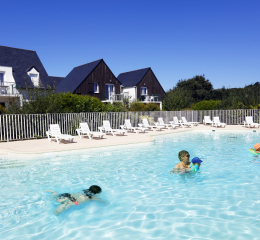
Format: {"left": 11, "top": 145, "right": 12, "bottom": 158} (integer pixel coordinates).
{"left": 30, "top": 74, "right": 39, "bottom": 86}
{"left": 27, "top": 67, "right": 39, "bottom": 87}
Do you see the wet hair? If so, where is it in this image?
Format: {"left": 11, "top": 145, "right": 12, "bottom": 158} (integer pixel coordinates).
{"left": 178, "top": 150, "right": 189, "bottom": 161}
{"left": 58, "top": 193, "right": 76, "bottom": 202}
{"left": 83, "top": 185, "right": 102, "bottom": 199}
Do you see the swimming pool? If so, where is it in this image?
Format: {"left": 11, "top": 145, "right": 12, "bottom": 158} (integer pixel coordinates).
{"left": 1, "top": 130, "right": 260, "bottom": 239}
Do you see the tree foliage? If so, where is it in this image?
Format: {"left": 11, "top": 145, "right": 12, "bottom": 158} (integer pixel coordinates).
{"left": 163, "top": 75, "right": 260, "bottom": 110}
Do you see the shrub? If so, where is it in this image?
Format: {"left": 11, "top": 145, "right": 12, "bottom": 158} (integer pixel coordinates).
{"left": 192, "top": 100, "right": 221, "bottom": 110}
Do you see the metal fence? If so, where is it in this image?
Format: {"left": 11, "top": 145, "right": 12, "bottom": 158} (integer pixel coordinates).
{"left": 0, "top": 109, "right": 260, "bottom": 142}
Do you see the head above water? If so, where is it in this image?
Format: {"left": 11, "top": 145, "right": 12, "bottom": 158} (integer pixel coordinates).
{"left": 178, "top": 150, "right": 190, "bottom": 161}
{"left": 254, "top": 143, "right": 260, "bottom": 151}
{"left": 191, "top": 157, "right": 203, "bottom": 165}
{"left": 83, "top": 185, "right": 102, "bottom": 197}
{"left": 89, "top": 185, "right": 102, "bottom": 194}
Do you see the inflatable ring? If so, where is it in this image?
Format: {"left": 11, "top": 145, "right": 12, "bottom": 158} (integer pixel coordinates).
{"left": 248, "top": 148, "right": 260, "bottom": 155}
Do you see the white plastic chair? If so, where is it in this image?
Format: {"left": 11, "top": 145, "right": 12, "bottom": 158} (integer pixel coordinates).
{"left": 212, "top": 117, "right": 226, "bottom": 128}
{"left": 181, "top": 117, "right": 193, "bottom": 127}
{"left": 141, "top": 118, "right": 164, "bottom": 131}
{"left": 121, "top": 119, "right": 148, "bottom": 133}
{"left": 46, "top": 124, "right": 75, "bottom": 144}
{"left": 99, "top": 120, "right": 127, "bottom": 136}
{"left": 203, "top": 116, "right": 213, "bottom": 125}
{"left": 76, "top": 122, "right": 105, "bottom": 139}
{"left": 169, "top": 117, "right": 183, "bottom": 128}
{"left": 157, "top": 117, "right": 178, "bottom": 129}
{"left": 244, "top": 116, "right": 260, "bottom": 128}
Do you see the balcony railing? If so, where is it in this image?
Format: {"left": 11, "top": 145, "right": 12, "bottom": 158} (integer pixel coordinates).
{"left": 101, "top": 92, "right": 127, "bottom": 102}
{"left": 138, "top": 94, "right": 161, "bottom": 102}
{"left": 0, "top": 82, "right": 18, "bottom": 95}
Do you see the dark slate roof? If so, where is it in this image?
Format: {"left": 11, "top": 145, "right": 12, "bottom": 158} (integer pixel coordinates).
{"left": 0, "top": 45, "right": 53, "bottom": 89}
{"left": 49, "top": 76, "right": 64, "bottom": 88}
{"left": 117, "top": 68, "right": 150, "bottom": 87}
{"left": 56, "top": 59, "right": 102, "bottom": 93}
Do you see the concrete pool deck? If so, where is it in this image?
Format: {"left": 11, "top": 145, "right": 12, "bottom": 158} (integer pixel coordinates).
{"left": 0, "top": 124, "right": 258, "bottom": 155}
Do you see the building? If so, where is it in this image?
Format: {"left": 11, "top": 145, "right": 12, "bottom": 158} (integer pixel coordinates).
{"left": 117, "top": 68, "right": 166, "bottom": 109}
{"left": 0, "top": 46, "right": 60, "bottom": 107}
{"left": 56, "top": 59, "right": 122, "bottom": 102}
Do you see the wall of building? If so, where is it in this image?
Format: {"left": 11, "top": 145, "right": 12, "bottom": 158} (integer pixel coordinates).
{"left": 73, "top": 60, "right": 121, "bottom": 100}
{"left": 136, "top": 69, "right": 166, "bottom": 101}
{"left": 122, "top": 86, "right": 136, "bottom": 102}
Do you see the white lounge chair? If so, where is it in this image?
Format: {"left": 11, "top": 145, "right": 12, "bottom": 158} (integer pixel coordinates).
{"left": 76, "top": 122, "right": 105, "bottom": 139}
{"left": 157, "top": 117, "right": 178, "bottom": 129}
{"left": 212, "top": 117, "right": 226, "bottom": 128}
{"left": 120, "top": 119, "right": 148, "bottom": 133}
{"left": 141, "top": 118, "right": 164, "bottom": 131}
{"left": 182, "top": 117, "right": 199, "bottom": 126}
{"left": 46, "top": 124, "right": 75, "bottom": 144}
{"left": 180, "top": 117, "right": 193, "bottom": 127}
{"left": 203, "top": 116, "right": 213, "bottom": 125}
{"left": 169, "top": 117, "right": 183, "bottom": 128}
{"left": 244, "top": 116, "right": 260, "bottom": 128}
{"left": 99, "top": 120, "right": 127, "bottom": 136}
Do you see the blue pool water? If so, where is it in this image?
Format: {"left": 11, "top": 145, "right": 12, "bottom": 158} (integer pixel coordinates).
{"left": 1, "top": 130, "right": 260, "bottom": 240}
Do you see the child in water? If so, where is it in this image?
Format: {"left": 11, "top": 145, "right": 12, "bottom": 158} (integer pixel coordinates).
{"left": 190, "top": 157, "right": 203, "bottom": 172}
{"left": 46, "top": 185, "right": 102, "bottom": 215}
{"left": 254, "top": 143, "right": 260, "bottom": 153}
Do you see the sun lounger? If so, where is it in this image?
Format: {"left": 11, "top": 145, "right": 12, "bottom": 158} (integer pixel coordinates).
{"left": 99, "top": 120, "right": 127, "bottom": 136}
{"left": 181, "top": 117, "right": 199, "bottom": 126}
{"left": 157, "top": 117, "right": 178, "bottom": 129}
{"left": 244, "top": 116, "right": 260, "bottom": 128}
{"left": 46, "top": 124, "right": 75, "bottom": 144}
{"left": 76, "top": 122, "right": 105, "bottom": 139}
{"left": 212, "top": 117, "right": 226, "bottom": 128}
{"left": 203, "top": 116, "right": 213, "bottom": 125}
{"left": 169, "top": 117, "right": 183, "bottom": 128}
{"left": 120, "top": 119, "right": 148, "bottom": 133}
{"left": 141, "top": 118, "right": 164, "bottom": 131}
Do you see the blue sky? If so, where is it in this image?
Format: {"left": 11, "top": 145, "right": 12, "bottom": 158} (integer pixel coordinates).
{"left": 1, "top": 0, "right": 260, "bottom": 91}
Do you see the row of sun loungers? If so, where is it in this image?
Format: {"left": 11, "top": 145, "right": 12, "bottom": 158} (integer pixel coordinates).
{"left": 203, "top": 116, "right": 260, "bottom": 128}
{"left": 46, "top": 117, "right": 197, "bottom": 144}
{"left": 46, "top": 116, "right": 259, "bottom": 144}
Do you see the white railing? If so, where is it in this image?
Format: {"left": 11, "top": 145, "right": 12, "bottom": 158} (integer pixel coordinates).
{"left": 139, "top": 95, "right": 161, "bottom": 102}
{"left": 0, "top": 82, "right": 17, "bottom": 95}
{"left": 0, "top": 109, "right": 260, "bottom": 142}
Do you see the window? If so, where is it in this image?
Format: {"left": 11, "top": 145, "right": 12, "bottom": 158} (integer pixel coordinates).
{"left": 94, "top": 83, "right": 99, "bottom": 93}
{"left": 105, "top": 84, "right": 114, "bottom": 100}
{"left": 0, "top": 72, "right": 4, "bottom": 86}
{"left": 141, "top": 87, "right": 147, "bottom": 95}
{"left": 30, "top": 74, "right": 39, "bottom": 86}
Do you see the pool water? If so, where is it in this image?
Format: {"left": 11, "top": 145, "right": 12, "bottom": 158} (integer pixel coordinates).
{"left": 1, "top": 131, "right": 260, "bottom": 240}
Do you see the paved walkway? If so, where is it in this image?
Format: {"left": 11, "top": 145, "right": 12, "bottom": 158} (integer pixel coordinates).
{"left": 0, "top": 124, "right": 258, "bottom": 155}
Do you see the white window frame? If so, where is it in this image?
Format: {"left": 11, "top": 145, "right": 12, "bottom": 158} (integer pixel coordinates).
{"left": 27, "top": 68, "right": 39, "bottom": 87}
{"left": 105, "top": 84, "right": 114, "bottom": 100}
{"left": 94, "top": 82, "right": 99, "bottom": 93}
{"left": 141, "top": 87, "right": 147, "bottom": 95}
{"left": 0, "top": 72, "right": 4, "bottom": 86}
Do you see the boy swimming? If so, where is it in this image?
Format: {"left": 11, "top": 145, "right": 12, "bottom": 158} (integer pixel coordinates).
{"left": 46, "top": 185, "right": 102, "bottom": 215}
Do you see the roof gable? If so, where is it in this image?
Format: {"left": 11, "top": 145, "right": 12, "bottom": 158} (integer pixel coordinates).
{"left": 56, "top": 59, "right": 102, "bottom": 93}
{"left": 117, "top": 68, "right": 150, "bottom": 87}
{"left": 0, "top": 45, "right": 52, "bottom": 88}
